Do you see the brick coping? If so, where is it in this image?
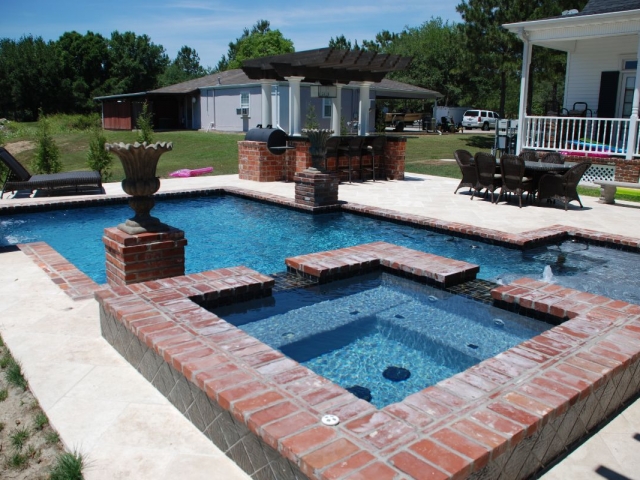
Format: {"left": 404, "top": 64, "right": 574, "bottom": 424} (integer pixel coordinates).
{"left": 91, "top": 242, "right": 640, "bottom": 479}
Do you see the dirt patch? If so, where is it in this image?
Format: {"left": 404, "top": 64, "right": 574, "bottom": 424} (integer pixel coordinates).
{"left": 4, "top": 141, "right": 34, "bottom": 155}
{"left": 0, "top": 340, "right": 66, "bottom": 479}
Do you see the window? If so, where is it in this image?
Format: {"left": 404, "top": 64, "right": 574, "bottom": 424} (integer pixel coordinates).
{"left": 236, "top": 92, "right": 250, "bottom": 116}
{"left": 623, "top": 60, "right": 638, "bottom": 70}
{"left": 322, "top": 99, "right": 332, "bottom": 118}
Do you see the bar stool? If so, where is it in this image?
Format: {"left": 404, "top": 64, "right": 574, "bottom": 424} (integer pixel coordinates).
{"left": 361, "top": 136, "right": 387, "bottom": 181}
{"left": 338, "top": 137, "right": 365, "bottom": 183}
{"left": 324, "top": 136, "right": 341, "bottom": 173}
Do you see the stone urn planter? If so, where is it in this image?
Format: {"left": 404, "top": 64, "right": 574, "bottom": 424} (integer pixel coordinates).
{"left": 302, "top": 129, "right": 333, "bottom": 171}
{"left": 105, "top": 141, "right": 173, "bottom": 234}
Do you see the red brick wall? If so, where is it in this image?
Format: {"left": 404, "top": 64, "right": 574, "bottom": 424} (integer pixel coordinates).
{"left": 103, "top": 227, "right": 187, "bottom": 286}
{"left": 238, "top": 141, "right": 285, "bottom": 182}
{"left": 293, "top": 169, "right": 340, "bottom": 208}
{"left": 384, "top": 137, "right": 407, "bottom": 180}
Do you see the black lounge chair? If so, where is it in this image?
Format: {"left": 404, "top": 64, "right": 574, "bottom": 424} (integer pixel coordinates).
{"left": 0, "top": 147, "right": 102, "bottom": 198}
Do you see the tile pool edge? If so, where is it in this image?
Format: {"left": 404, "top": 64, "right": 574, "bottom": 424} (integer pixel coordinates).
{"left": 92, "top": 243, "right": 640, "bottom": 480}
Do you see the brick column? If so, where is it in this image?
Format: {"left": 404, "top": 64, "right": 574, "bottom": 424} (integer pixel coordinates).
{"left": 103, "top": 227, "right": 187, "bottom": 286}
{"left": 383, "top": 137, "right": 407, "bottom": 180}
{"left": 238, "top": 141, "right": 285, "bottom": 182}
{"left": 294, "top": 168, "right": 339, "bottom": 209}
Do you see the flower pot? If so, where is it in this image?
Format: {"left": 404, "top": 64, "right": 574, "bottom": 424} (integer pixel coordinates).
{"left": 105, "top": 141, "right": 173, "bottom": 234}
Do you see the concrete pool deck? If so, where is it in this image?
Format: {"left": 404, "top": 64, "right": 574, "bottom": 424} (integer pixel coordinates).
{"left": 0, "top": 173, "right": 639, "bottom": 479}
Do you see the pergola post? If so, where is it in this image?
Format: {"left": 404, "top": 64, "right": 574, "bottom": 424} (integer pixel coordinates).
{"left": 286, "top": 76, "right": 304, "bottom": 136}
{"left": 358, "top": 82, "right": 373, "bottom": 135}
{"left": 515, "top": 29, "right": 532, "bottom": 155}
{"left": 260, "top": 80, "right": 274, "bottom": 127}
{"left": 331, "top": 83, "right": 344, "bottom": 135}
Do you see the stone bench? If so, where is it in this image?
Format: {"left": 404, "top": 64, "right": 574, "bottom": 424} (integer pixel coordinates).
{"left": 594, "top": 180, "right": 640, "bottom": 204}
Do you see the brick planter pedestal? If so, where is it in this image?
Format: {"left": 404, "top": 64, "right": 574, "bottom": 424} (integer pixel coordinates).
{"left": 294, "top": 168, "right": 340, "bottom": 209}
{"left": 103, "top": 226, "right": 187, "bottom": 286}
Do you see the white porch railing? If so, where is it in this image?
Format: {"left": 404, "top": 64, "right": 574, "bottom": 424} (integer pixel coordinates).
{"left": 521, "top": 115, "right": 640, "bottom": 158}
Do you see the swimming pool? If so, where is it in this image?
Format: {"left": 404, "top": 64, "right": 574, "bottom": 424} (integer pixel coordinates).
{"left": 1, "top": 194, "right": 638, "bottom": 303}
{"left": 214, "top": 272, "right": 550, "bottom": 408}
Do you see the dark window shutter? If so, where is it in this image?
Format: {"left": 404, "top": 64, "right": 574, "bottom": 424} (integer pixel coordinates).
{"left": 597, "top": 71, "right": 619, "bottom": 118}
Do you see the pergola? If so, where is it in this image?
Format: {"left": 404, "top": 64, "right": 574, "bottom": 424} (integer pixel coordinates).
{"left": 242, "top": 48, "right": 413, "bottom": 136}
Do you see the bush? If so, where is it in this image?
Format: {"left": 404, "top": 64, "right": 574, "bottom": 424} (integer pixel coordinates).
{"left": 304, "top": 104, "right": 320, "bottom": 130}
{"left": 32, "top": 112, "right": 61, "bottom": 174}
{"left": 49, "top": 451, "right": 84, "bottom": 480}
{"left": 136, "top": 101, "right": 154, "bottom": 144}
{"left": 87, "top": 128, "right": 113, "bottom": 181}
{"left": 55, "top": 113, "right": 101, "bottom": 132}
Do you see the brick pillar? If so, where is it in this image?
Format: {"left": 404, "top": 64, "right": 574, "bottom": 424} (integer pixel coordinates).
{"left": 294, "top": 168, "right": 339, "bottom": 209}
{"left": 383, "top": 137, "right": 407, "bottom": 180}
{"left": 238, "top": 141, "right": 286, "bottom": 182}
{"left": 103, "top": 227, "right": 187, "bottom": 286}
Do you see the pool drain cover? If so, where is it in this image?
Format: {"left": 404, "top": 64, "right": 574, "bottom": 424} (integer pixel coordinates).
{"left": 346, "top": 385, "right": 372, "bottom": 402}
{"left": 383, "top": 366, "right": 411, "bottom": 382}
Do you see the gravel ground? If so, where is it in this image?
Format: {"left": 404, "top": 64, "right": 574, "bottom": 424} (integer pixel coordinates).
{"left": 0, "top": 338, "right": 69, "bottom": 479}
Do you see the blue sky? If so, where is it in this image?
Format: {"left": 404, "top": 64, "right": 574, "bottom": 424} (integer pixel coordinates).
{"left": 2, "top": 0, "right": 462, "bottom": 70}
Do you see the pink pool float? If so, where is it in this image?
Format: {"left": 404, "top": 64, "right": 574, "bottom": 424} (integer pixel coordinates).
{"left": 169, "top": 167, "right": 214, "bottom": 178}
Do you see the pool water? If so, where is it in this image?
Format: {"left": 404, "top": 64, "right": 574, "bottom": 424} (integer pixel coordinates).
{"left": 215, "top": 272, "right": 550, "bottom": 408}
{"left": 1, "top": 195, "right": 638, "bottom": 304}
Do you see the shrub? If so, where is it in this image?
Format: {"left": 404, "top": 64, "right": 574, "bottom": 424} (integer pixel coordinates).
{"left": 304, "top": 104, "right": 320, "bottom": 130}
{"left": 136, "top": 101, "right": 154, "bottom": 144}
{"left": 87, "top": 127, "right": 113, "bottom": 181}
{"left": 49, "top": 451, "right": 85, "bottom": 480}
{"left": 32, "top": 112, "right": 61, "bottom": 174}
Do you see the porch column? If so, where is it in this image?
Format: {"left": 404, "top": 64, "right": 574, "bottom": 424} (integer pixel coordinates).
{"left": 331, "top": 83, "right": 344, "bottom": 135}
{"left": 260, "top": 80, "right": 274, "bottom": 127}
{"left": 358, "top": 81, "right": 373, "bottom": 135}
{"left": 286, "top": 76, "right": 304, "bottom": 136}
{"left": 625, "top": 34, "right": 640, "bottom": 160}
{"left": 515, "top": 30, "right": 532, "bottom": 155}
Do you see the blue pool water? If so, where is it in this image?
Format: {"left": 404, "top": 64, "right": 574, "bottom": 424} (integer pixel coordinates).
{"left": 1, "top": 194, "right": 639, "bottom": 303}
{"left": 215, "top": 272, "right": 550, "bottom": 407}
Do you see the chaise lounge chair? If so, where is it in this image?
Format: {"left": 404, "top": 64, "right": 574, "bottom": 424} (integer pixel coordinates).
{"left": 0, "top": 146, "right": 102, "bottom": 198}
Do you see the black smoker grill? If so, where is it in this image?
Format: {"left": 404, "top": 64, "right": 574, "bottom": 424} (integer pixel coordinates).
{"left": 244, "top": 127, "right": 293, "bottom": 154}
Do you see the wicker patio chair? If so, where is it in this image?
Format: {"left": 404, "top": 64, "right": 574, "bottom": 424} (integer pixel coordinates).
{"left": 0, "top": 147, "right": 102, "bottom": 198}
{"left": 453, "top": 149, "right": 477, "bottom": 194}
{"left": 541, "top": 152, "right": 564, "bottom": 164}
{"left": 472, "top": 152, "right": 502, "bottom": 203}
{"left": 518, "top": 150, "right": 539, "bottom": 163}
{"left": 538, "top": 161, "right": 591, "bottom": 210}
{"left": 497, "top": 154, "right": 535, "bottom": 208}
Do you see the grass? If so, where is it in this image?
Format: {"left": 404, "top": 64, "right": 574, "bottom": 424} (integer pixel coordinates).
{"left": 49, "top": 451, "right": 85, "bottom": 480}
{"left": 10, "top": 426, "right": 30, "bottom": 450}
{"left": 5, "top": 358, "right": 27, "bottom": 390}
{"left": 34, "top": 410, "right": 49, "bottom": 430}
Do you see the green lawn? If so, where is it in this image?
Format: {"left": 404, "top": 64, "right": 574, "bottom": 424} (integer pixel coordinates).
{"left": 3, "top": 127, "right": 637, "bottom": 202}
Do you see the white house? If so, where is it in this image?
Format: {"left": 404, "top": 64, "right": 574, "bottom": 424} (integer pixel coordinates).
{"left": 504, "top": 0, "right": 640, "bottom": 163}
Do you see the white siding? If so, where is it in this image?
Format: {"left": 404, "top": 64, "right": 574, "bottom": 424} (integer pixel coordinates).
{"left": 565, "top": 34, "right": 638, "bottom": 115}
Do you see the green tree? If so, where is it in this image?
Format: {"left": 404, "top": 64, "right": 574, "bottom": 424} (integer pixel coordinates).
{"left": 87, "top": 127, "right": 113, "bottom": 181}
{"left": 136, "top": 101, "right": 154, "bottom": 144}
{"left": 329, "top": 35, "right": 356, "bottom": 50}
{"left": 102, "top": 31, "right": 169, "bottom": 94}
{"left": 380, "top": 19, "right": 467, "bottom": 107}
{"left": 304, "top": 104, "right": 320, "bottom": 130}
{"left": 0, "top": 36, "right": 65, "bottom": 120}
{"left": 159, "top": 46, "right": 208, "bottom": 87}
{"left": 216, "top": 20, "right": 294, "bottom": 71}
{"left": 33, "top": 111, "right": 61, "bottom": 174}
{"left": 57, "top": 31, "right": 109, "bottom": 112}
